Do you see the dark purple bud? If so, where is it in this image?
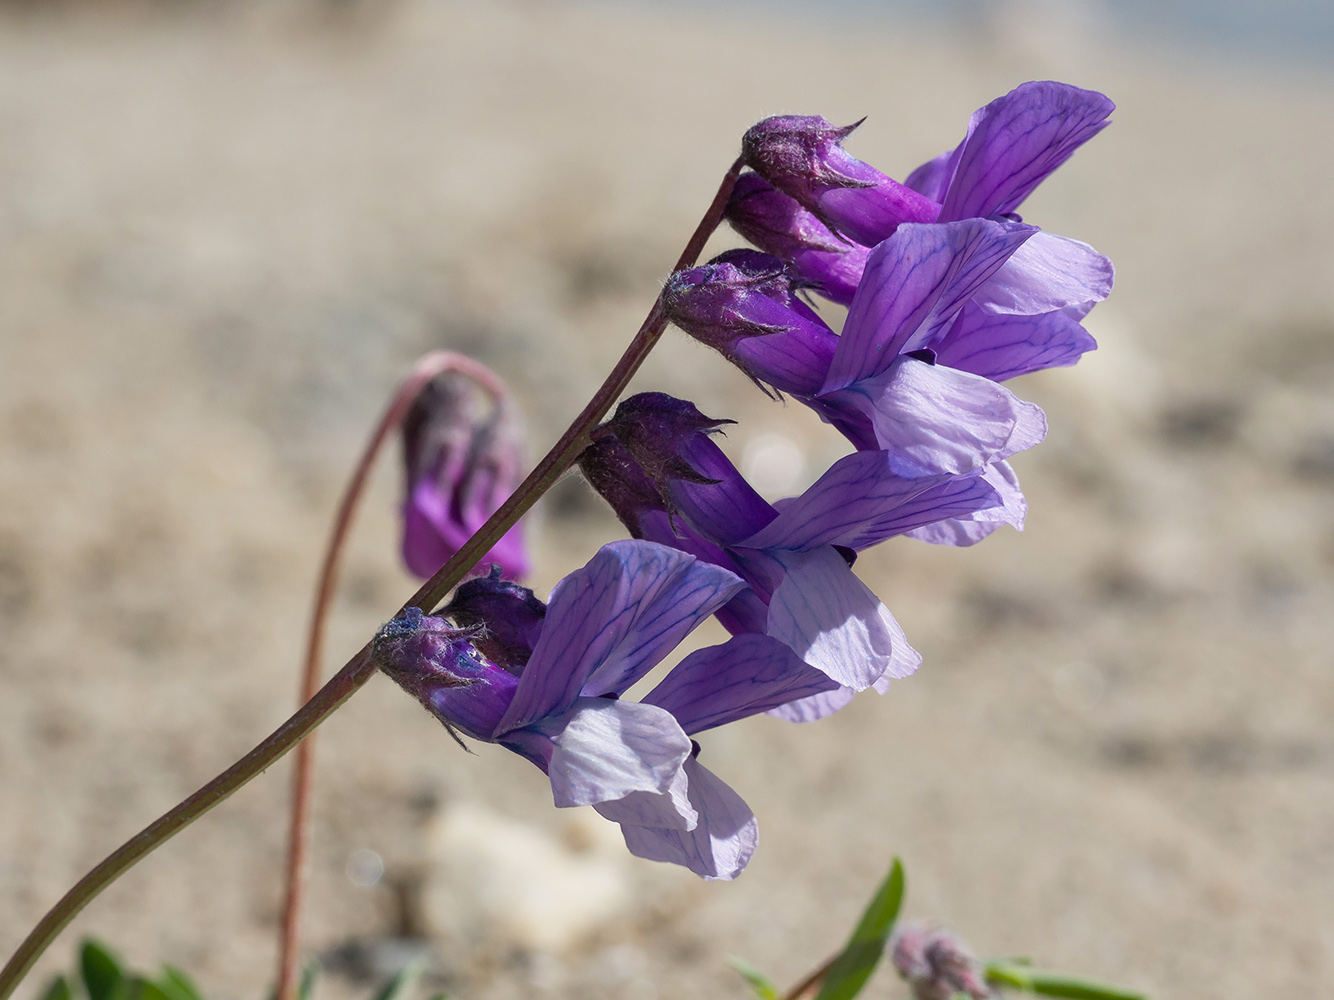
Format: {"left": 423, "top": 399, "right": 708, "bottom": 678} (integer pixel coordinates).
{"left": 606, "top": 393, "right": 775, "bottom": 547}
{"left": 401, "top": 366, "right": 530, "bottom": 582}
{"left": 741, "top": 114, "right": 940, "bottom": 247}
{"left": 725, "top": 172, "right": 868, "bottom": 305}
{"left": 577, "top": 434, "right": 671, "bottom": 538}
{"left": 891, "top": 923, "right": 993, "bottom": 1000}
{"left": 440, "top": 565, "right": 546, "bottom": 673}
{"left": 374, "top": 607, "right": 519, "bottom": 744}
{"left": 662, "top": 250, "right": 838, "bottom": 396}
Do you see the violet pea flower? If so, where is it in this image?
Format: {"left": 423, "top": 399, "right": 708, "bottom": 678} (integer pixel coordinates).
{"left": 377, "top": 544, "right": 835, "bottom": 880}
{"left": 376, "top": 540, "right": 742, "bottom": 822}
{"left": 665, "top": 222, "right": 1048, "bottom": 545}
{"left": 579, "top": 394, "right": 1003, "bottom": 710}
{"left": 732, "top": 82, "right": 1115, "bottom": 376}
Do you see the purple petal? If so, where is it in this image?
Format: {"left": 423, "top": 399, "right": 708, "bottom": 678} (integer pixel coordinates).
{"left": 594, "top": 766, "right": 697, "bottom": 832}
{"left": 669, "top": 435, "right": 779, "bottom": 548}
{"left": 617, "top": 757, "right": 758, "bottom": 881}
{"left": 496, "top": 542, "right": 744, "bottom": 732}
{"left": 905, "top": 461, "right": 1027, "bottom": 546}
{"left": 737, "top": 452, "right": 1000, "bottom": 553}
{"left": 537, "top": 698, "right": 691, "bottom": 809}
{"left": 766, "top": 684, "right": 857, "bottom": 723}
{"left": 823, "top": 220, "right": 1036, "bottom": 391}
{"left": 934, "top": 304, "right": 1097, "bottom": 382}
{"left": 829, "top": 356, "right": 1047, "bottom": 476}
{"left": 643, "top": 634, "right": 838, "bottom": 735}
{"left": 761, "top": 547, "right": 920, "bottom": 689}
{"left": 904, "top": 148, "right": 958, "bottom": 202}
{"left": 731, "top": 321, "right": 839, "bottom": 396}
{"left": 940, "top": 81, "right": 1115, "bottom": 221}
{"left": 971, "top": 232, "right": 1113, "bottom": 317}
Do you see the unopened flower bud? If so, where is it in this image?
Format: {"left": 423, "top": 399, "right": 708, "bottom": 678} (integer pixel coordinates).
{"left": 741, "top": 114, "right": 939, "bottom": 247}
{"left": 662, "top": 250, "right": 838, "bottom": 396}
{"left": 725, "top": 172, "right": 868, "bottom": 305}
{"left": 891, "top": 922, "right": 993, "bottom": 1000}
{"left": 440, "top": 565, "right": 546, "bottom": 673}
{"left": 401, "top": 366, "right": 529, "bottom": 581}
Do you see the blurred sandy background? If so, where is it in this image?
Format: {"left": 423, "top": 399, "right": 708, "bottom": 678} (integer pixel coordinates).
{"left": 1, "top": 1, "right": 1332, "bottom": 997}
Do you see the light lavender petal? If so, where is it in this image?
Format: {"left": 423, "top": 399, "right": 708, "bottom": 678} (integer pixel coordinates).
{"left": 762, "top": 547, "right": 920, "bottom": 688}
{"left": 904, "top": 461, "right": 1027, "bottom": 546}
{"left": 594, "top": 766, "right": 697, "bottom": 832}
{"left": 971, "top": 233, "right": 1113, "bottom": 317}
{"left": 831, "top": 357, "right": 1047, "bottom": 477}
{"left": 618, "top": 758, "right": 759, "bottom": 881}
{"left": 766, "top": 684, "right": 858, "bottom": 723}
{"left": 823, "top": 220, "right": 1036, "bottom": 391}
{"left": 643, "top": 634, "right": 838, "bottom": 735}
{"left": 539, "top": 698, "right": 692, "bottom": 809}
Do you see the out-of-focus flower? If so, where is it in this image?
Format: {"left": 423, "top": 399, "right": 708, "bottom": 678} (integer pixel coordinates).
{"left": 400, "top": 367, "right": 529, "bottom": 580}
{"left": 579, "top": 393, "right": 1002, "bottom": 717}
{"left": 891, "top": 922, "right": 993, "bottom": 1000}
{"left": 376, "top": 540, "right": 831, "bottom": 879}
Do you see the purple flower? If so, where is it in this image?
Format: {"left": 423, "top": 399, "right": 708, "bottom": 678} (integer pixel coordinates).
{"left": 401, "top": 368, "right": 529, "bottom": 580}
{"left": 579, "top": 394, "right": 1003, "bottom": 710}
{"left": 663, "top": 223, "right": 1048, "bottom": 545}
{"left": 729, "top": 82, "right": 1115, "bottom": 379}
{"left": 376, "top": 540, "right": 832, "bottom": 879}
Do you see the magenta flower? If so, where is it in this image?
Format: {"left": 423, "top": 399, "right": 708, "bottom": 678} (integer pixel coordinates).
{"left": 400, "top": 368, "right": 529, "bottom": 580}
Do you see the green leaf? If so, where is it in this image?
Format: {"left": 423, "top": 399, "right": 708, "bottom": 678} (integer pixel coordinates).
{"left": 986, "top": 963, "right": 1147, "bottom": 1000}
{"left": 727, "top": 957, "right": 781, "bottom": 1000}
{"left": 37, "top": 975, "right": 72, "bottom": 1000}
{"left": 80, "top": 941, "right": 128, "bottom": 1000}
{"left": 814, "top": 857, "right": 906, "bottom": 1000}
{"left": 156, "top": 967, "right": 204, "bottom": 1000}
{"left": 371, "top": 960, "right": 425, "bottom": 1000}
{"left": 298, "top": 960, "right": 321, "bottom": 1000}
{"left": 131, "top": 976, "right": 177, "bottom": 1000}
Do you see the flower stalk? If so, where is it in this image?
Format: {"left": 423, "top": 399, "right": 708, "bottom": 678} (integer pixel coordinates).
{"left": 0, "top": 155, "right": 746, "bottom": 1000}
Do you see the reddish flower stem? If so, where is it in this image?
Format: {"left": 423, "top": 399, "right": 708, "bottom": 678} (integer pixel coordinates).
{"left": 0, "top": 155, "right": 744, "bottom": 1000}
{"left": 275, "top": 350, "right": 509, "bottom": 1000}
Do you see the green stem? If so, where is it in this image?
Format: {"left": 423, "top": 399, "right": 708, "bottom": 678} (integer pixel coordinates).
{"left": 0, "top": 154, "right": 744, "bottom": 1000}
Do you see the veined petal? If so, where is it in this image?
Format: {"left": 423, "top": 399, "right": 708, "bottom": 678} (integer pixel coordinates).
{"left": 904, "top": 148, "right": 958, "bottom": 203}
{"left": 905, "top": 461, "right": 1027, "bottom": 546}
{"left": 538, "top": 698, "right": 691, "bottom": 809}
{"left": 497, "top": 542, "right": 744, "bottom": 732}
{"left": 643, "top": 634, "right": 838, "bottom": 735}
{"left": 830, "top": 357, "right": 1047, "bottom": 477}
{"left": 971, "top": 233, "right": 1113, "bottom": 316}
{"left": 940, "top": 81, "right": 1115, "bottom": 221}
{"left": 618, "top": 757, "right": 758, "bottom": 881}
{"left": 594, "top": 765, "right": 697, "bottom": 832}
{"left": 824, "top": 220, "right": 1036, "bottom": 391}
{"left": 738, "top": 452, "right": 999, "bottom": 553}
{"left": 934, "top": 304, "right": 1097, "bottom": 382}
{"left": 761, "top": 547, "right": 920, "bottom": 689}
{"left": 767, "top": 684, "right": 857, "bottom": 723}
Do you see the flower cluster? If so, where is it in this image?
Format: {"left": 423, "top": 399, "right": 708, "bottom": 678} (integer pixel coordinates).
{"left": 378, "top": 81, "right": 1113, "bottom": 880}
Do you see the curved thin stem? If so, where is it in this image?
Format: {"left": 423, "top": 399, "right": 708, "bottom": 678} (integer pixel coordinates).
{"left": 0, "top": 155, "right": 745, "bottom": 1000}
{"left": 276, "top": 351, "right": 501, "bottom": 1000}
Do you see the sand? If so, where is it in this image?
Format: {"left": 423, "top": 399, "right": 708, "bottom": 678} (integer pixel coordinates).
{"left": 1, "top": 1, "right": 1332, "bottom": 997}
